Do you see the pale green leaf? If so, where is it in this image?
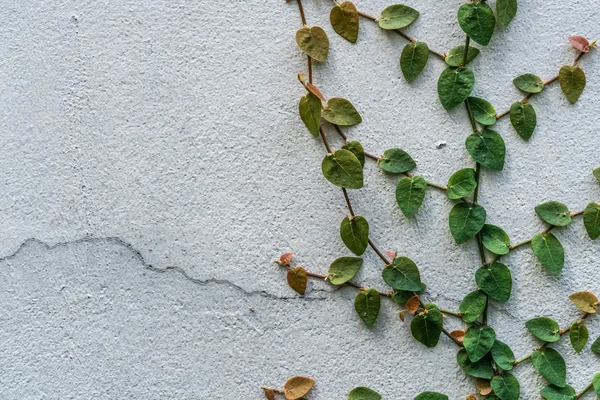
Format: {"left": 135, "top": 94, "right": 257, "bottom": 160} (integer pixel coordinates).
{"left": 513, "top": 73, "right": 544, "bottom": 93}
{"left": 532, "top": 348, "right": 567, "bottom": 388}
{"left": 378, "top": 4, "right": 419, "bottom": 30}
{"left": 569, "top": 322, "right": 588, "bottom": 353}
{"left": 296, "top": 26, "right": 329, "bottom": 62}
{"left": 535, "top": 201, "right": 572, "bottom": 226}
{"left": 540, "top": 384, "right": 576, "bottom": 400}
{"left": 491, "top": 373, "right": 520, "bottom": 400}
{"left": 446, "top": 168, "right": 477, "bottom": 200}
{"left": 480, "top": 224, "right": 511, "bottom": 255}
{"left": 328, "top": 256, "right": 363, "bottom": 285}
{"left": 468, "top": 97, "right": 497, "bottom": 126}
{"left": 459, "top": 290, "right": 487, "bottom": 323}
{"left": 526, "top": 317, "right": 560, "bottom": 342}
{"left": 583, "top": 202, "right": 600, "bottom": 240}
{"left": 531, "top": 233, "right": 564, "bottom": 275}
{"left": 491, "top": 340, "right": 515, "bottom": 371}
{"left": 559, "top": 65, "right": 586, "bottom": 104}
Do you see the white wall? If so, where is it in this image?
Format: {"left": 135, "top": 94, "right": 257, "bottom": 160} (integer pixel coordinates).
{"left": 0, "top": 0, "right": 598, "bottom": 398}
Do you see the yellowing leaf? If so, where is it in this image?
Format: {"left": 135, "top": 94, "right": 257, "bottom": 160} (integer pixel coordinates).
{"left": 330, "top": 2, "right": 359, "bottom": 43}
{"left": 284, "top": 376, "right": 315, "bottom": 400}
{"left": 568, "top": 291, "right": 599, "bottom": 313}
{"left": 296, "top": 26, "right": 329, "bottom": 62}
{"left": 287, "top": 267, "right": 307, "bottom": 295}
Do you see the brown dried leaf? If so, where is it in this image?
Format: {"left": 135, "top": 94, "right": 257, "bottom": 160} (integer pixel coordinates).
{"left": 287, "top": 267, "right": 308, "bottom": 295}
{"left": 265, "top": 389, "right": 275, "bottom": 400}
{"left": 466, "top": 395, "right": 478, "bottom": 400}
{"left": 284, "top": 376, "right": 315, "bottom": 400}
{"left": 406, "top": 295, "right": 420, "bottom": 315}
{"left": 280, "top": 252, "right": 294, "bottom": 266}
{"left": 306, "top": 82, "right": 326, "bottom": 102}
{"left": 569, "top": 291, "right": 599, "bottom": 313}
{"left": 476, "top": 378, "right": 492, "bottom": 395}
{"left": 450, "top": 329, "right": 465, "bottom": 343}
{"left": 569, "top": 36, "right": 590, "bottom": 52}
{"left": 398, "top": 310, "right": 406, "bottom": 322}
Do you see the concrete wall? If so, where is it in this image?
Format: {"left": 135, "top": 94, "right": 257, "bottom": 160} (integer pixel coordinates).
{"left": 0, "top": 0, "right": 598, "bottom": 398}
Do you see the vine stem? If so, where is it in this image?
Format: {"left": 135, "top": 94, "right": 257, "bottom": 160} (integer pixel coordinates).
{"left": 304, "top": 269, "right": 392, "bottom": 297}
{"left": 576, "top": 382, "right": 594, "bottom": 399}
{"left": 495, "top": 50, "right": 588, "bottom": 120}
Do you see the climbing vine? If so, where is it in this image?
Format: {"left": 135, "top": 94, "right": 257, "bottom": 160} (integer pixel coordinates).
{"left": 264, "top": 0, "right": 600, "bottom": 398}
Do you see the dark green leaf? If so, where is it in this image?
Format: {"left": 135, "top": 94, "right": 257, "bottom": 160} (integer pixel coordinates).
{"left": 526, "top": 317, "right": 560, "bottom": 342}
{"left": 468, "top": 97, "right": 497, "bottom": 126}
{"left": 296, "top": 26, "right": 329, "bottom": 62}
{"left": 559, "top": 65, "right": 586, "bottom": 104}
{"left": 535, "top": 201, "right": 572, "bottom": 226}
{"left": 322, "top": 98, "right": 362, "bottom": 126}
{"left": 330, "top": 2, "right": 359, "bottom": 43}
{"left": 491, "top": 374, "right": 520, "bottom": 400}
{"left": 457, "top": 2, "right": 496, "bottom": 46}
{"left": 379, "top": 148, "right": 416, "bottom": 173}
{"left": 465, "top": 128, "right": 506, "bottom": 171}
{"left": 460, "top": 290, "right": 487, "bottom": 323}
{"left": 299, "top": 93, "right": 321, "bottom": 137}
{"left": 583, "top": 202, "right": 600, "bottom": 240}
{"left": 437, "top": 67, "right": 475, "bottom": 110}
{"left": 396, "top": 176, "right": 427, "bottom": 218}
{"left": 348, "top": 386, "right": 382, "bottom": 400}
{"left": 411, "top": 303, "right": 443, "bottom": 348}
{"left": 401, "top": 42, "right": 429, "bottom": 81}
{"left": 464, "top": 325, "right": 496, "bottom": 362}
{"left": 449, "top": 203, "right": 487, "bottom": 244}
{"left": 476, "top": 262, "right": 512, "bottom": 302}
{"left": 491, "top": 340, "right": 515, "bottom": 371}
{"left": 340, "top": 215, "right": 369, "bottom": 255}
{"left": 497, "top": 0, "right": 518, "bottom": 27}
{"left": 378, "top": 4, "right": 419, "bottom": 30}
{"left": 446, "top": 168, "right": 477, "bottom": 200}
{"left": 382, "top": 256, "right": 422, "bottom": 291}
{"left": 513, "top": 73, "right": 544, "bottom": 93}
{"left": 569, "top": 322, "right": 588, "bottom": 353}
{"left": 592, "top": 336, "right": 600, "bottom": 354}
{"left": 328, "top": 256, "right": 363, "bottom": 285}
{"left": 354, "top": 289, "right": 381, "bottom": 327}
{"left": 481, "top": 224, "right": 511, "bottom": 255}
{"left": 531, "top": 233, "right": 565, "bottom": 275}
{"left": 456, "top": 349, "right": 494, "bottom": 379}
{"left": 414, "top": 393, "right": 448, "bottom": 400}
{"left": 322, "top": 149, "right": 364, "bottom": 189}
{"left": 342, "top": 141, "right": 365, "bottom": 167}
{"left": 540, "top": 384, "right": 576, "bottom": 400}
{"left": 509, "top": 101, "right": 536, "bottom": 140}
{"left": 532, "top": 348, "right": 567, "bottom": 388}
{"left": 445, "top": 45, "right": 480, "bottom": 67}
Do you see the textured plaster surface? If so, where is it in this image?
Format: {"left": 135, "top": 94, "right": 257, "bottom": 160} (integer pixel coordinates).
{"left": 0, "top": 0, "right": 599, "bottom": 398}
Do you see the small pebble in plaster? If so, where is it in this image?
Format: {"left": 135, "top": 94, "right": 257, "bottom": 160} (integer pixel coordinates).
{"left": 249, "top": 306, "right": 255, "bottom": 312}
{"left": 436, "top": 141, "right": 447, "bottom": 149}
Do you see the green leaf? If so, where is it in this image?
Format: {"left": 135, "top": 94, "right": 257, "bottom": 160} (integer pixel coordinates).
{"left": 540, "top": 384, "right": 576, "bottom": 400}
{"left": 594, "top": 167, "right": 600, "bottom": 182}
{"left": 531, "top": 233, "right": 565, "bottom": 275}
{"left": 594, "top": 373, "right": 600, "bottom": 396}
{"left": 569, "top": 322, "right": 588, "bottom": 353}
{"left": 532, "top": 348, "right": 567, "bottom": 388}
{"left": 465, "top": 128, "right": 506, "bottom": 171}
{"left": 559, "top": 65, "right": 586, "bottom": 104}
{"left": 592, "top": 336, "right": 600, "bottom": 354}
{"left": 509, "top": 101, "right": 537, "bottom": 141}
{"left": 468, "top": 97, "right": 497, "bottom": 126}
{"left": 480, "top": 224, "right": 511, "bottom": 255}
{"left": 414, "top": 393, "right": 448, "bottom": 400}
{"left": 445, "top": 45, "right": 480, "bottom": 67}
{"left": 322, "top": 149, "right": 364, "bottom": 189}
{"left": 378, "top": 4, "right": 419, "bottom": 30}
{"left": 296, "top": 26, "right": 330, "bottom": 62}
{"left": 299, "top": 92, "right": 322, "bottom": 137}
{"left": 322, "top": 98, "right": 362, "bottom": 126}
{"left": 456, "top": 349, "right": 494, "bottom": 379}
{"left": 535, "top": 201, "right": 572, "bottom": 226}
{"left": 437, "top": 67, "right": 475, "bottom": 110}
{"left": 475, "top": 262, "right": 512, "bottom": 302}
{"left": 379, "top": 148, "right": 416, "bottom": 173}
{"left": 400, "top": 42, "right": 429, "bottom": 81}
{"left": 348, "top": 386, "right": 382, "bottom": 400}
{"left": 342, "top": 141, "right": 365, "bottom": 167}
{"left": 446, "top": 168, "right": 477, "bottom": 200}
{"left": 354, "top": 289, "right": 381, "bottom": 327}
{"left": 526, "top": 317, "right": 560, "bottom": 342}
{"left": 382, "top": 256, "right": 422, "bottom": 291}
{"left": 392, "top": 283, "right": 425, "bottom": 304}
{"left": 459, "top": 290, "right": 487, "bottom": 323}
{"left": 340, "top": 215, "right": 369, "bottom": 255}
{"left": 491, "top": 340, "right": 515, "bottom": 371}
{"left": 491, "top": 374, "right": 520, "bottom": 400}
{"left": 328, "top": 256, "right": 363, "bottom": 285}
{"left": 411, "top": 303, "right": 443, "bottom": 348}
{"left": 497, "top": 0, "right": 518, "bottom": 27}
{"left": 513, "top": 73, "right": 544, "bottom": 93}
{"left": 330, "top": 2, "right": 359, "bottom": 43}
{"left": 449, "top": 203, "right": 487, "bottom": 244}
{"left": 396, "top": 176, "right": 427, "bottom": 218}
{"left": 464, "top": 325, "right": 496, "bottom": 362}
{"left": 583, "top": 202, "right": 600, "bottom": 240}
{"left": 457, "top": 2, "right": 496, "bottom": 46}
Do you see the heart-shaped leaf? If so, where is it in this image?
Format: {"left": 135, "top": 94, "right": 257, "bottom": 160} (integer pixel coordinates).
{"left": 396, "top": 176, "right": 427, "bottom": 218}
{"left": 510, "top": 101, "right": 537, "bottom": 141}
{"left": 466, "top": 128, "right": 506, "bottom": 171}
{"left": 322, "top": 149, "right": 364, "bottom": 189}
{"left": 535, "top": 201, "right": 572, "bottom": 226}
{"left": 322, "top": 97, "right": 362, "bottom": 126}
{"left": 491, "top": 373, "right": 520, "bottom": 400}
{"left": 531, "top": 233, "right": 564, "bottom": 275}
{"left": 378, "top": 4, "right": 419, "bottom": 30}
{"left": 458, "top": 2, "right": 496, "bottom": 46}
{"left": 411, "top": 303, "right": 443, "bottom": 348}
{"left": 287, "top": 267, "right": 308, "bottom": 295}
{"left": 401, "top": 42, "right": 429, "bottom": 81}
{"left": 532, "top": 348, "right": 567, "bottom": 388}
{"left": 513, "top": 73, "right": 544, "bottom": 93}
{"left": 340, "top": 215, "right": 369, "bottom": 255}
{"left": 526, "top": 317, "right": 560, "bottom": 342}
{"left": 447, "top": 168, "right": 477, "bottom": 200}
{"left": 355, "top": 289, "right": 381, "bottom": 327}
{"left": 437, "top": 67, "right": 475, "bottom": 110}
{"left": 342, "top": 141, "right": 365, "bottom": 167}
{"left": 559, "top": 65, "right": 586, "bottom": 103}
{"left": 330, "top": 2, "right": 359, "bottom": 43}
{"left": 382, "top": 256, "right": 422, "bottom": 291}
{"left": 328, "top": 256, "right": 363, "bottom": 285}
{"left": 299, "top": 92, "right": 321, "bottom": 137}
{"left": 456, "top": 349, "right": 493, "bottom": 379}
{"left": 449, "top": 203, "right": 487, "bottom": 244}
{"left": 460, "top": 290, "right": 487, "bottom": 323}
{"left": 491, "top": 340, "right": 515, "bottom": 371}
{"left": 476, "top": 262, "right": 512, "bottom": 302}
{"left": 296, "top": 26, "right": 329, "bottom": 62}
